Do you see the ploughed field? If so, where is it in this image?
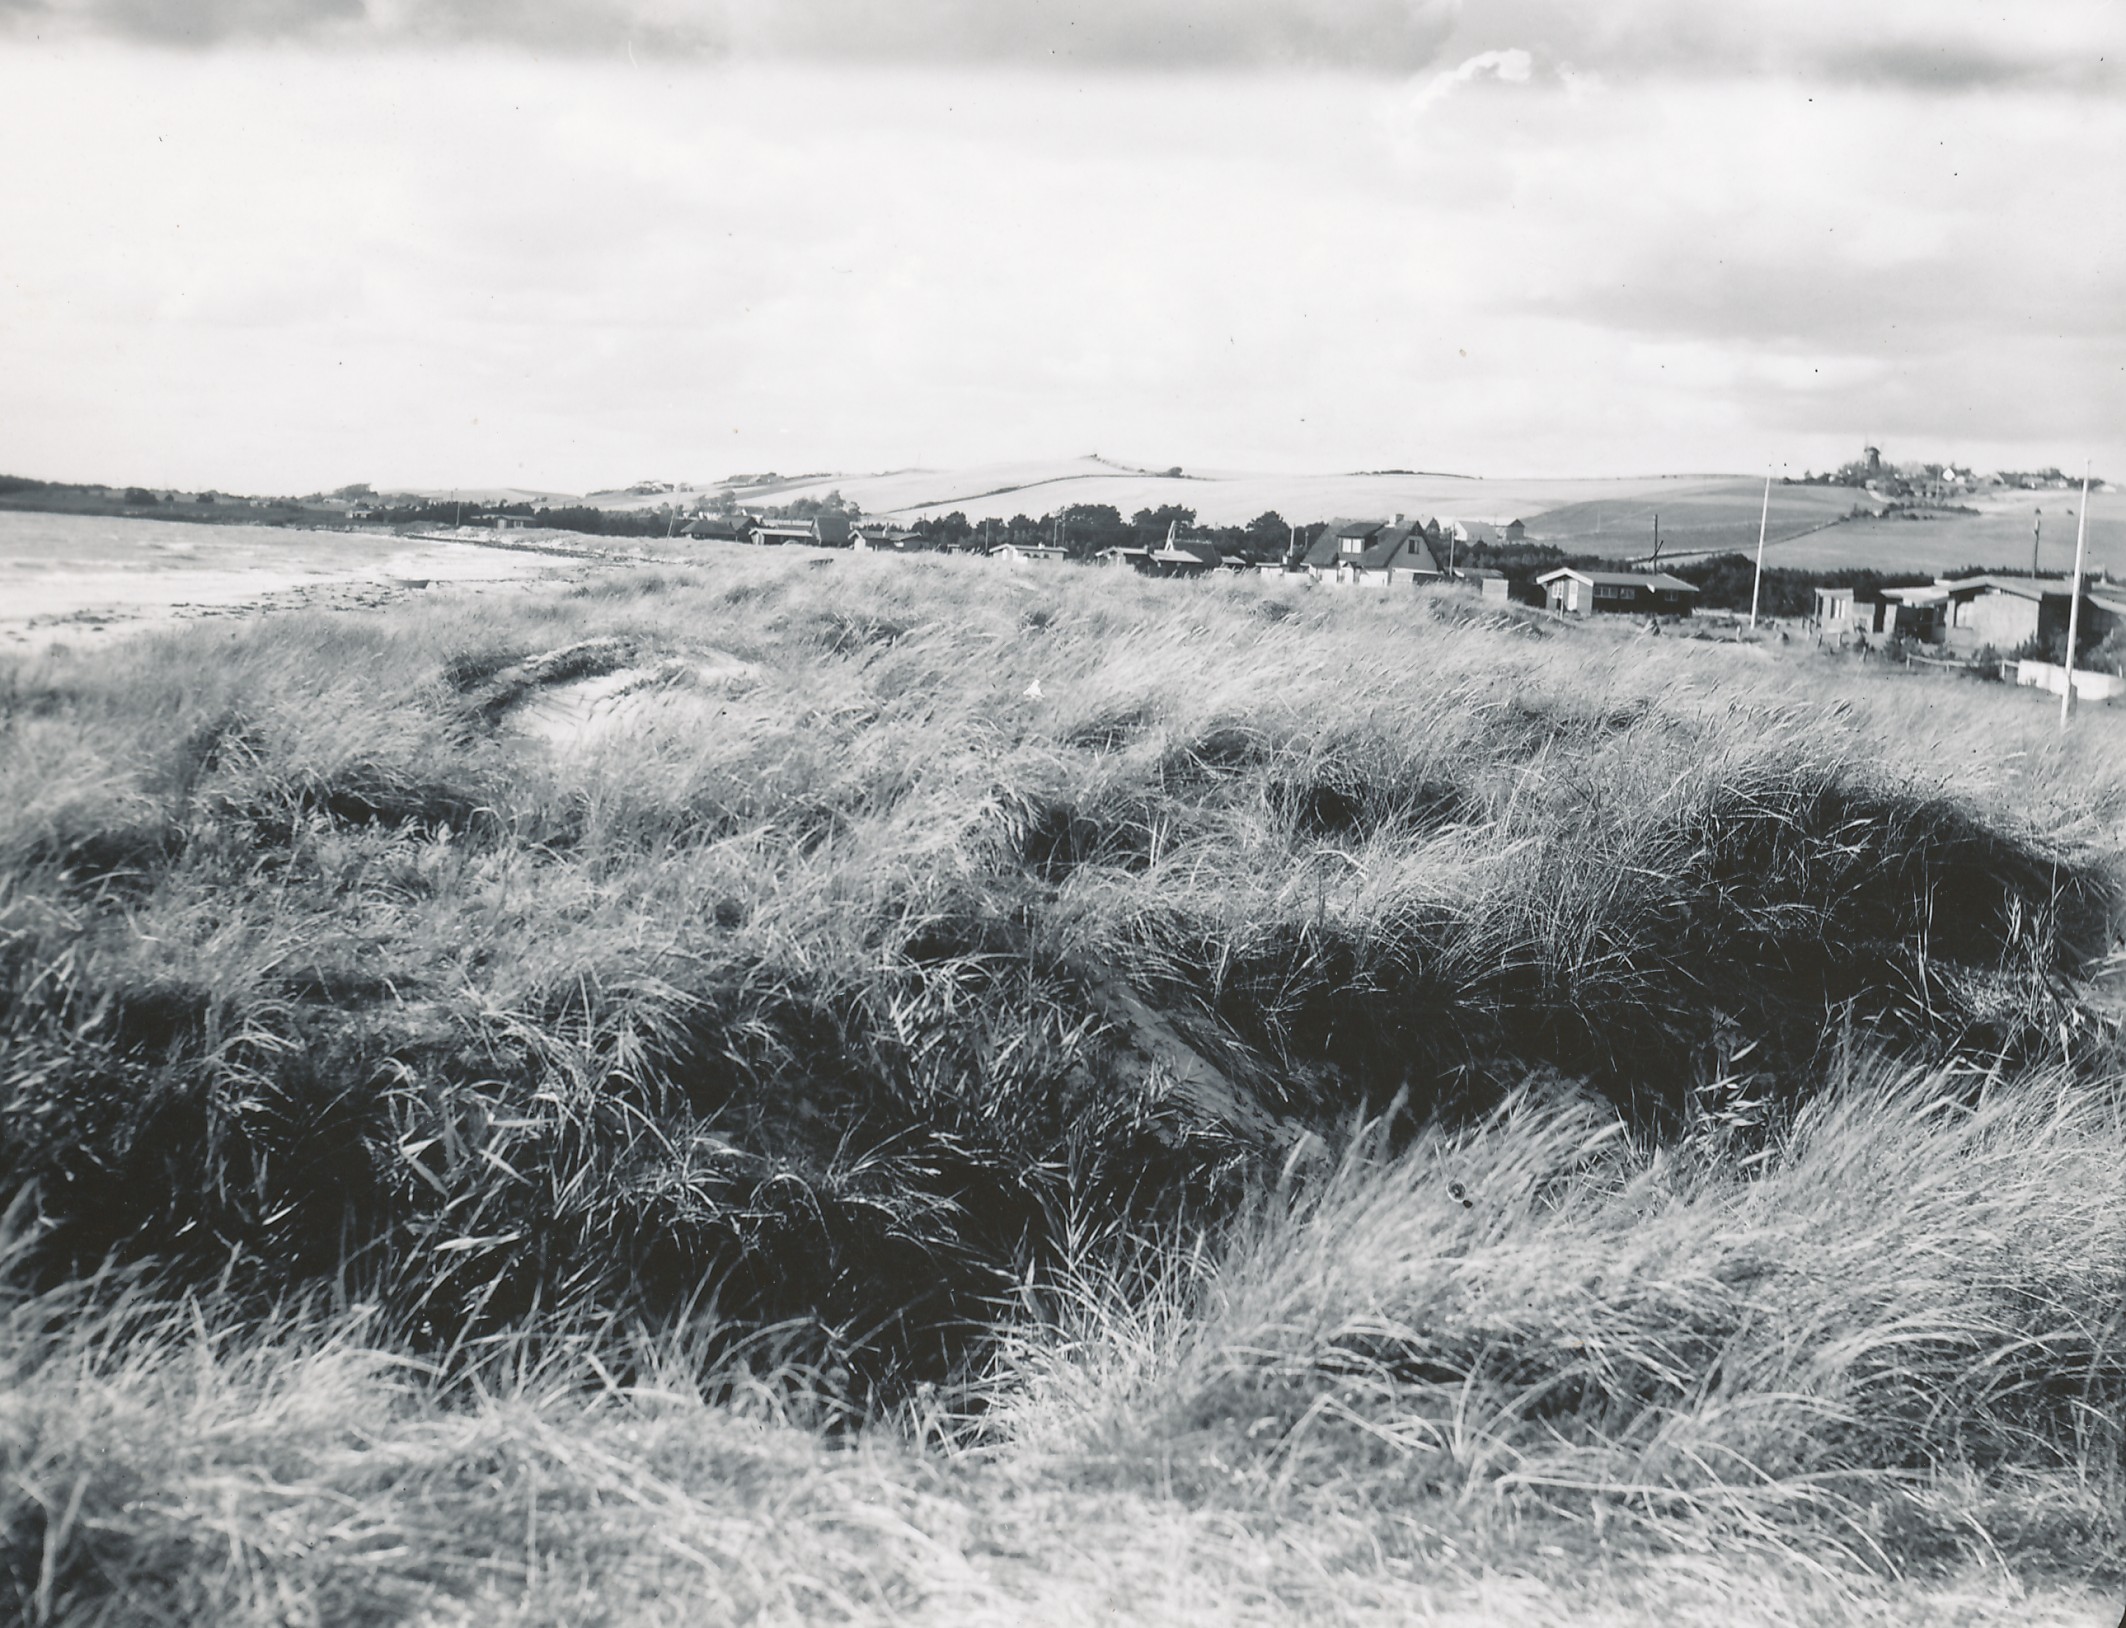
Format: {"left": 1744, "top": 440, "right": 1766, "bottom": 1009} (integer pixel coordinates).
{"left": 3, "top": 554, "right": 2123, "bottom": 1625}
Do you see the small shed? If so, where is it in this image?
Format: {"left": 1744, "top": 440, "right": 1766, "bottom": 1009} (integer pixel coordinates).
{"left": 686, "top": 515, "right": 753, "bottom": 543}
{"left": 851, "top": 523, "right": 928, "bottom": 552}
{"left": 1537, "top": 568, "right": 1699, "bottom": 617}
{"left": 1450, "top": 567, "right": 1511, "bottom": 603}
{"left": 1145, "top": 535, "right": 1223, "bottom": 577}
{"left": 1094, "top": 546, "right": 1154, "bottom": 572}
{"left": 1928, "top": 575, "right": 2126, "bottom": 654}
{"left": 750, "top": 516, "right": 854, "bottom": 547}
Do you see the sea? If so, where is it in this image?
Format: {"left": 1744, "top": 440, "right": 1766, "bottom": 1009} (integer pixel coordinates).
{"left": 0, "top": 508, "right": 564, "bottom": 645}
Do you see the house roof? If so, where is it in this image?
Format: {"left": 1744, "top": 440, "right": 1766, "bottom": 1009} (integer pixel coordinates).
{"left": 1149, "top": 538, "right": 1222, "bottom": 568}
{"left": 1938, "top": 574, "right": 2048, "bottom": 600}
{"left": 1303, "top": 517, "right": 1442, "bottom": 574}
{"left": 1955, "top": 573, "right": 2124, "bottom": 601}
{"left": 1933, "top": 574, "right": 2126, "bottom": 616}
{"left": 1536, "top": 568, "right": 1699, "bottom": 592}
{"left": 685, "top": 516, "right": 750, "bottom": 539}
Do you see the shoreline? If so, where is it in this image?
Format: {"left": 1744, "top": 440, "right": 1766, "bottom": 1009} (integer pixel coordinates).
{"left": 0, "top": 511, "right": 616, "bottom": 658}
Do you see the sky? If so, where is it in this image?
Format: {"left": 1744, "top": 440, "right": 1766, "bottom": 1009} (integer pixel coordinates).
{"left": 0, "top": 1, "right": 2120, "bottom": 494}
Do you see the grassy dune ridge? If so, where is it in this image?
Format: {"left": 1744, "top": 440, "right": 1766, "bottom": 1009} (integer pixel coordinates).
{"left": 3, "top": 554, "right": 2124, "bottom": 1621}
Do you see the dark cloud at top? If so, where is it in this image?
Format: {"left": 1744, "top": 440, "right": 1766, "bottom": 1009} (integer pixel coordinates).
{"left": 2, "top": 0, "right": 2121, "bottom": 90}
{"left": 1474, "top": 0, "right": 2125, "bottom": 92}
{"left": 0, "top": 0, "right": 1465, "bottom": 66}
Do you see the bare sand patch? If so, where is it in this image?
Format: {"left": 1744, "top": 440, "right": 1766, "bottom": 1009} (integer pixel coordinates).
{"left": 502, "top": 650, "right": 762, "bottom": 747}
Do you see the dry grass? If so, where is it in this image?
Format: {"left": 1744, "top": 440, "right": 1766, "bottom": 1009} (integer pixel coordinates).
{"left": 4, "top": 1067, "right": 2119, "bottom": 1625}
{"left": 2, "top": 552, "right": 2123, "bottom": 1622}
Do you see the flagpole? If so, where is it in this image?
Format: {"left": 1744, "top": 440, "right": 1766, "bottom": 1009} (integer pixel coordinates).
{"left": 2059, "top": 464, "right": 2091, "bottom": 731}
{"left": 1747, "top": 467, "right": 1771, "bottom": 631}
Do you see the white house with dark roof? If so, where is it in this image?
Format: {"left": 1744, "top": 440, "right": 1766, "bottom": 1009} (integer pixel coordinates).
{"left": 1301, "top": 515, "right": 1445, "bottom": 585}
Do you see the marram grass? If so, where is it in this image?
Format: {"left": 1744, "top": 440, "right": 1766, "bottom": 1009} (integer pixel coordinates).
{"left": 2, "top": 553, "right": 2122, "bottom": 1622}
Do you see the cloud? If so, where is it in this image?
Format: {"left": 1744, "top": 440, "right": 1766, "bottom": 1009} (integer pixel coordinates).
{"left": 3, "top": 50, "right": 2117, "bottom": 492}
{"left": 6, "top": 0, "right": 2118, "bottom": 91}
{"left": 1406, "top": 46, "right": 1532, "bottom": 115}
{"left": 2, "top": 0, "right": 1468, "bottom": 66}
{"left": 1468, "top": 0, "right": 2126, "bottom": 93}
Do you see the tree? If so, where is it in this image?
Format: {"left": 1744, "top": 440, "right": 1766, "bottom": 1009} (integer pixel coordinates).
{"left": 1130, "top": 504, "right": 1197, "bottom": 543}
{"left": 123, "top": 487, "right": 159, "bottom": 506}
{"left": 1058, "top": 504, "right": 1129, "bottom": 559}
{"left": 917, "top": 511, "right": 974, "bottom": 548}
{"left": 1241, "top": 510, "right": 1291, "bottom": 561}
{"left": 334, "top": 483, "right": 375, "bottom": 500}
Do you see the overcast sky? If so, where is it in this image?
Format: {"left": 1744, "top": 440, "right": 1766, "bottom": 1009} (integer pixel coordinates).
{"left": 1, "top": 1, "right": 2119, "bottom": 493}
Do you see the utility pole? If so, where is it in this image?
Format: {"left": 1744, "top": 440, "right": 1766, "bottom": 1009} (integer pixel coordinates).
{"left": 1651, "top": 513, "right": 1660, "bottom": 562}
{"left": 1747, "top": 468, "right": 1772, "bottom": 631}
{"left": 2032, "top": 509, "right": 2042, "bottom": 578}
{"left": 2060, "top": 466, "right": 2091, "bottom": 731}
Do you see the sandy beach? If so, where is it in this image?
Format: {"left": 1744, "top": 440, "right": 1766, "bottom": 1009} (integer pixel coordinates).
{"left": 0, "top": 510, "right": 599, "bottom": 654}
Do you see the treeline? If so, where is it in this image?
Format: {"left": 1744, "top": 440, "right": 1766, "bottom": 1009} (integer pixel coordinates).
{"left": 910, "top": 503, "right": 1302, "bottom": 561}
{"left": 361, "top": 500, "right": 681, "bottom": 538}
{"left": 0, "top": 475, "right": 302, "bottom": 521}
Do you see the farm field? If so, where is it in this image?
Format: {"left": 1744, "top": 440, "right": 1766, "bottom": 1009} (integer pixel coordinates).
{"left": 662, "top": 456, "right": 1744, "bottom": 529}
{"left": 1534, "top": 479, "right": 2126, "bottom": 579}
{"left": 3, "top": 548, "right": 2124, "bottom": 1625}
{"left": 1725, "top": 490, "right": 2126, "bottom": 579}
{"left": 1521, "top": 479, "right": 1863, "bottom": 561}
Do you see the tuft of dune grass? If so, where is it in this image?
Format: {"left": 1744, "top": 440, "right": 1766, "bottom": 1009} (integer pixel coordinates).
{"left": 983, "top": 1063, "right": 2126, "bottom": 1585}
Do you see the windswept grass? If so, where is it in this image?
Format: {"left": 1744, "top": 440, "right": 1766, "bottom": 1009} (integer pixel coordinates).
{"left": 3, "top": 1067, "right": 2119, "bottom": 1625}
{"left": 989, "top": 1066, "right": 2126, "bottom": 1579}
{"left": 2, "top": 553, "right": 2123, "bottom": 1622}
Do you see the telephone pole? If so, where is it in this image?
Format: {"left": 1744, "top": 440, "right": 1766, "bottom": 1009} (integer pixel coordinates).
{"left": 1747, "top": 468, "right": 1772, "bottom": 631}
{"left": 2060, "top": 467, "right": 2091, "bottom": 731}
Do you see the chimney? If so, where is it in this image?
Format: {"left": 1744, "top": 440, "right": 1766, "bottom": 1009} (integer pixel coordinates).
{"left": 1392, "top": 511, "right": 1405, "bottom": 526}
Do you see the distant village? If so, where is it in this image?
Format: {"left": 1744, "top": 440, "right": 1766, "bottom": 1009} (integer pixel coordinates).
{"left": 1791, "top": 445, "right": 2094, "bottom": 504}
